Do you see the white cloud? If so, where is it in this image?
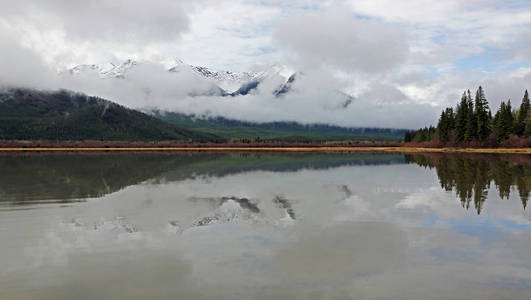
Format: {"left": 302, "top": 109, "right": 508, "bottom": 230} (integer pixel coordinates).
{"left": 274, "top": 9, "right": 409, "bottom": 73}
{"left": 0, "top": 0, "right": 531, "bottom": 128}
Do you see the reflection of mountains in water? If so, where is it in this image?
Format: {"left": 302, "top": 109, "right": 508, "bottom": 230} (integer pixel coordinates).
{"left": 2, "top": 152, "right": 528, "bottom": 212}
{"left": 406, "top": 153, "right": 531, "bottom": 214}
{"left": 0, "top": 153, "right": 404, "bottom": 205}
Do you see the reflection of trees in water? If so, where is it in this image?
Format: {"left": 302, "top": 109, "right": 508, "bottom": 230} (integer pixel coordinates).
{"left": 406, "top": 154, "right": 531, "bottom": 214}
{"left": 0, "top": 153, "right": 405, "bottom": 204}
{"left": 0, "top": 153, "right": 208, "bottom": 203}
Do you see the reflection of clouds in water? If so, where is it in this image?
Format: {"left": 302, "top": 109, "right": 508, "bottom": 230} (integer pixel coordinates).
{"left": 273, "top": 222, "right": 407, "bottom": 280}
{"left": 345, "top": 264, "right": 531, "bottom": 300}
{"left": 2, "top": 158, "right": 531, "bottom": 299}
{"left": 14, "top": 251, "right": 200, "bottom": 300}
{"left": 395, "top": 187, "right": 459, "bottom": 223}
{"left": 397, "top": 186, "right": 531, "bottom": 229}
{"left": 24, "top": 216, "right": 147, "bottom": 268}
{"left": 334, "top": 194, "right": 378, "bottom": 222}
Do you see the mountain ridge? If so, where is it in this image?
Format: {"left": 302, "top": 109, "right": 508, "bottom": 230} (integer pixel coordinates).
{"left": 0, "top": 88, "right": 225, "bottom": 142}
{"left": 66, "top": 59, "right": 300, "bottom": 98}
{"left": 150, "top": 110, "right": 407, "bottom": 142}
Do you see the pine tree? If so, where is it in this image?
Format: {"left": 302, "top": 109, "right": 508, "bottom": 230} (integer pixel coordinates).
{"left": 464, "top": 90, "right": 476, "bottom": 141}
{"left": 475, "top": 86, "right": 491, "bottom": 141}
{"left": 525, "top": 119, "right": 531, "bottom": 137}
{"left": 428, "top": 125, "right": 436, "bottom": 141}
{"left": 494, "top": 100, "right": 514, "bottom": 141}
{"left": 455, "top": 92, "right": 468, "bottom": 142}
{"left": 404, "top": 131, "right": 413, "bottom": 142}
{"left": 515, "top": 90, "right": 530, "bottom": 136}
{"left": 437, "top": 107, "right": 455, "bottom": 142}
{"left": 414, "top": 128, "right": 427, "bottom": 142}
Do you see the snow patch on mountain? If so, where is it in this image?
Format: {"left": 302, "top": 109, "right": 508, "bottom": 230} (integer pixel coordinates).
{"left": 67, "top": 58, "right": 299, "bottom": 97}
{"left": 68, "top": 59, "right": 137, "bottom": 79}
{"left": 100, "top": 59, "right": 137, "bottom": 78}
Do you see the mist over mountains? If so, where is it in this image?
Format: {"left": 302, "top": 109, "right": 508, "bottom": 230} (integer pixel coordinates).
{"left": 0, "top": 87, "right": 405, "bottom": 142}
{"left": 67, "top": 58, "right": 299, "bottom": 98}
{"left": 52, "top": 58, "right": 436, "bottom": 129}
{"left": 2, "top": 1, "right": 531, "bottom": 132}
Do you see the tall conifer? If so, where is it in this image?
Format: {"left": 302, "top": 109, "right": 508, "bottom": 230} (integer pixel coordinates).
{"left": 475, "top": 86, "right": 491, "bottom": 141}
{"left": 515, "top": 90, "right": 530, "bottom": 136}
{"left": 464, "top": 90, "right": 476, "bottom": 141}
{"left": 455, "top": 92, "right": 468, "bottom": 142}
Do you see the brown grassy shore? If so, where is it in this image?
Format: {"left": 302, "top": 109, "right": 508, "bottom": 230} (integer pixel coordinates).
{"left": 0, "top": 146, "right": 529, "bottom": 154}
{"left": 0, "top": 140, "right": 529, "bottom": 154}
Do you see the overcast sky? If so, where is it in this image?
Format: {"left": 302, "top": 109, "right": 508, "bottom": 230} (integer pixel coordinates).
{"left": 1, "top": 0, "right": 531, "bottom": 129}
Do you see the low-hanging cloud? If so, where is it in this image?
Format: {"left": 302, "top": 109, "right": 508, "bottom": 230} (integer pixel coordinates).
{"left": 0, "top": 39, "right": 442, "bottom": 130}
{"left": 1, "top": 1, "right": 530, "bottom": 130}
{"left": 274, "top": 10, "right": 409, "bottom": 73}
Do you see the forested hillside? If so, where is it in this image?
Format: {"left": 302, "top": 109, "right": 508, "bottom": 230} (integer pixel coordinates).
{"left": 152, "top": 111, "right": 407, "bottom": 142}
{"left": 0, "top": 89, "right": 225, "bottom": 142}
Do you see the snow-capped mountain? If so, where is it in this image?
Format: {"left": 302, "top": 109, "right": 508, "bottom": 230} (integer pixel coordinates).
{"left": 68, "top": 64, "right": 101, "bottom": 75}
{"left": 167, "top": 59, "right": 256, "bottom": 93}
{"left": 100, "top": 59, "right": 137, "bottom": 78}
{"left": 167, "top": 59, "right": 296, "bottom": 95}
{"left": 67, "top": 58, "right": 298, "bottom": 97}
{"left": 68, "top": 59, "right": 138, "bottom": 79}
{"left": 191, "top": 66, "right": 255, "bottom": 93}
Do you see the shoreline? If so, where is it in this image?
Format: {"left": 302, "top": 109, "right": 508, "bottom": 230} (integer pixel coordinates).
{"left": 0, "top": 147, "right": 529, "bottom": 154}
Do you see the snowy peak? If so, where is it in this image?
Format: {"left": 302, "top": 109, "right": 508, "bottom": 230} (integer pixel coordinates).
{"left": 254, "top": 64, "right": 295, "bottom": 81}
{"left": 68, "top": 59, "right": 137, "bottom": 79}
{"left": 69, "top": 64, "right": 102, "bottom": 75}
{"left": 190, "top": 66, "right": 254, "bottom": 83}
{"left": 100, "top": 59, "right": 138, "bottom": 78}
{"left": 166, "top": 59, "right": 257, "bottom": 93}
{"left": 67, "top": 58, "right": 298, "bottom": 97}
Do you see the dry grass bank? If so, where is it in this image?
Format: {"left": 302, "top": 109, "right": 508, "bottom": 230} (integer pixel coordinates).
{"left": 0, "top": 146, "right": 529, "bottom": 154}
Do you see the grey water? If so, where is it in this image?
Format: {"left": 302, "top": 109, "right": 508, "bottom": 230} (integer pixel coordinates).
{"left": 0, "top": 152, "right": 530, "bottom": 299}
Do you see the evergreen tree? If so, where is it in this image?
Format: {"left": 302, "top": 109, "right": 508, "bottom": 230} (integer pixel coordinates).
{"left": 404, "top": 130, "right": 415, "bottom": 143}
{"left": 494, "top": 100, "right": 514, "bottom": 141}
{"left": 515, "top": 90, "right": 530, "bottom": 136}
{"left": 464, "top": 90, "right": 476, "bottom": 141}
{"left": 413, "top": 128, "right": 424, "bottom": 142}
{"left": 475, "top": 86, "right": 491, "bottom": 141}
{"left": 455, "top": 92, "right": 469, "bottom": 142}
{"left": 428, "top": 125, "right": 436, "bottom": 141}
{"left": 525, "top": 117, "right": 531, "bottom": 137}
{"left": 438, "top": 107, "right": 455, "bottom": 142}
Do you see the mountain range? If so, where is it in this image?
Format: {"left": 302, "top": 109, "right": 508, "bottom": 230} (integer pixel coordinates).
{"left": 67, "top": 58, "right": 298, "bottom": 98}
{"left": 151, "top": 110, "right": 406, "bottom": 142}
{"left": 0, "top": 87, "right": 405, "bottom": 142}
{"left": 0, "top": 60, "right": 407, "bottom": 142}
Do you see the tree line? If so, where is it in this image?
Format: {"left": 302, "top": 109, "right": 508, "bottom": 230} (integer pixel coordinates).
{"left": 405, "top": 87, "right": 531, "bottom": 146}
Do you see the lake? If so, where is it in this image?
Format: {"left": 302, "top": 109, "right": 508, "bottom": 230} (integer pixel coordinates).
{"left": 0, "top": 152, "right": 530, "bottom": 299}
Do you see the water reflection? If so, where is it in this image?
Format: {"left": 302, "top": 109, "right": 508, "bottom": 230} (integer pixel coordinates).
{"left": 1, "top": 152, "right": 528, "bottom": 214}
{"left": 0, "top": 153, "right": 404, "bottom": 205}
{"left": 406, "top": 154, "right": 530, "bottom": 214}
{"left": 1, "top": 152, "right": 531, "bottom": 299}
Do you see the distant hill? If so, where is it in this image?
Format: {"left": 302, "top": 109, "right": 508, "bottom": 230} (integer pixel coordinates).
{"left": 151, "top": 111, "right": 407, "bottom": 142}
{"left": 0, "top": 89, "right": 225, "bottom": 142}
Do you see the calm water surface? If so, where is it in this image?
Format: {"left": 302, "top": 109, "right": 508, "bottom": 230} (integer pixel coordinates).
{"left": 0, "top": 152, "right": 530, "bottom": 299}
